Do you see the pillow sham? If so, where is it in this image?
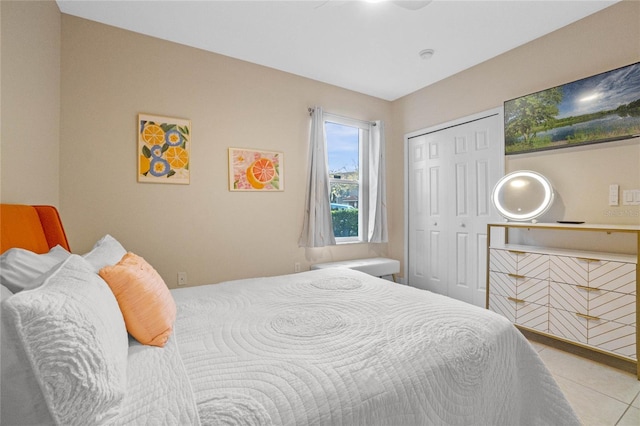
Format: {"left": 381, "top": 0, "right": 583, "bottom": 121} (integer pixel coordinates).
{"left": 0, "top": 244, "right": 70, "bottom": 293}
{"left": 83, "top": 234, "right": 127, "bottom": 272}
{"left": 1, "top": 254, "right": 129, "bottom": 426}
{"left": 99, "top": 252, "right": 176, "bottom": 347}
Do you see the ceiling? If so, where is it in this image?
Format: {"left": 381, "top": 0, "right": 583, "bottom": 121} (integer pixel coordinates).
{"left": 56, "top": 0, "right": 619, "bottom": 101}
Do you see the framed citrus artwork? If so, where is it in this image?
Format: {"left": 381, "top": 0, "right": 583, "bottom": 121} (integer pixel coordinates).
{"left": 138, "top": 113, "right": 191, "bottom": 184}
{"left": 228, "top": 148, "right": 283, "bottom": 191}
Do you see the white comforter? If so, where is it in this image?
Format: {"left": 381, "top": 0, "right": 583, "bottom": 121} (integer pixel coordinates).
{"left": 172, "top": 268, "right": 580, "bottom": 426}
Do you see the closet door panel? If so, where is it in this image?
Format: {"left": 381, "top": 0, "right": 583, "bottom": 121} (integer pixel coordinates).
{"left": 407, "top": 136, "right": 428, "bottom": 289}
{"left": 407, "top": 111, "right": 503, "bottom": 308}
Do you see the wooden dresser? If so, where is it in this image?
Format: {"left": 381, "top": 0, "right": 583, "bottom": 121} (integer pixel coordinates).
{"left": 486, "top": 222, "right": 639, "bottom": 379}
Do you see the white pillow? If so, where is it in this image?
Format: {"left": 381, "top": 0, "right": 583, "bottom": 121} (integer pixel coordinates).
{"left": 1, "top": 254, "right": 129, "bottom": 425}
{"left": 83, "top": 234, "right": 127, "bottom": 272}
{"left": 0, "top": 284, "right": 13, "bottom": 300}
{"left": 0, "top": 245, "right": 70, "bottom": 293}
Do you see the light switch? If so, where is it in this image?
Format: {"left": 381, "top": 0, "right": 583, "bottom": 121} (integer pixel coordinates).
{"left": 622, "top": 189, "right": 640, "bottom": 206}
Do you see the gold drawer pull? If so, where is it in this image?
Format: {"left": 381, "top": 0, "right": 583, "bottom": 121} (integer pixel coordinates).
{"left": 508, "top": 273, "right": 526, "bottom": 279}
{"left": 508, "top": 250, "right": 526, "bottom": 255}
{"left": 508, "top": 297, "right": 526, "bottom": 304}
{"left": 576, "top": 312, "right": 600, "bottom": 321}
{"left": 576, "top": 257, "right": 601, "bottom": 263}
{"left": 576, "top": 285, "right": 600, "bottom": 292}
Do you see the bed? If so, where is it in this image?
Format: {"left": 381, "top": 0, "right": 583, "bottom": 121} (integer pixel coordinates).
{"left": 0, "top": 204, "right": 580, "bottom": 425}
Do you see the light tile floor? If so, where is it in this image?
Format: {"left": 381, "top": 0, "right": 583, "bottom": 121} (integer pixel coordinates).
{"left": 527, "top": 338, "right": 640, "bottom": 426}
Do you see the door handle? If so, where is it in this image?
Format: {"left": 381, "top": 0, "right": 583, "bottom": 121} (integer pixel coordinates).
{"left": 576, "top": 312, "right": 600, "bottom": 321}
{"left": 576, "top": 285, "right": 600, "bottom": 292}
{"left": 577, "top": 257, "right": 601, "bottom": 263}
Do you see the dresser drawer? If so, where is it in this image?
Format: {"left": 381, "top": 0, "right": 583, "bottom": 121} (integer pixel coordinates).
{"left": 517, "top": 302, "right": 548, "bottom": 333}
{"left": 550, "top": 282, "right": 636, "bottom": 326}
{"left": 590, "top": 290, "right": 635, "bottom": 326}
{"left": 489, "top": 249, "right": 518, "bottom": 274}
{"left": 589, "top": 261, "right": 636, "bottom": 294}
{"left": 489, "top": 271, "right": 516, "bottom": 298}
{"left": 488, "top": 293, "right": 515, "bottom": 322}
{"left": 518, "top": 277, "right": 548, "bottom": 306}
{"left": 549, "top": 255, "right": 589, "bottom": 286}
{"left": 489, "top": 272, "right": 548, "bottom": 302}
{"left": 548, "top": 306, "right": 637, "bottom": 360}
{"left": 489, "top": 293, "right": 547, "bottom": 333}
{"left": 549, "top": 282, "right": 588, "bottom": 312}
{"left": 550, "top": 256, "right": 636, "bottom": 295}
{"left": 589, "top": 320, "right": 636, "bottom": 359}
{"left": 516, "top": 252, "right": 550, "bottom": 279}
{"left": 548, "top": 307, "right": 588, "bottom": 345}
{"left": 490, "top": 249, "right": 548, "bottom": 278}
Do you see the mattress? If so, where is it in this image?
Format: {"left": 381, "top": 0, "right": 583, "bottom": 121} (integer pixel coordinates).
{"left": 171, "top": 268, "right": 580, "bottom": 426}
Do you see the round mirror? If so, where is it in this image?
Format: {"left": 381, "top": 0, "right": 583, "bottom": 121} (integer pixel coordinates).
{"left": 492, "top": 170, "right": 554, "bottom": 222}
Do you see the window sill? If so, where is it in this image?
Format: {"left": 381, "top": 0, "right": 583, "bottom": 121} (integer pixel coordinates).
{"left": 335, "top": 239, "right": 365, "bottom": 245}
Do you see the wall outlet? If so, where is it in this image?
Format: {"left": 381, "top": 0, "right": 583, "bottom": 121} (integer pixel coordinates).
{"left": 294, "top": 262, "right": 301, "bottom": 273}
{"left": 177, "top": 272, "right": 187, "bottom": 286}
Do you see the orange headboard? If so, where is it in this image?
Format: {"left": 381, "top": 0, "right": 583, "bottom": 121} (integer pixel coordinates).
{"left": 0, "top": 204, "right": 70, "bottom": 254}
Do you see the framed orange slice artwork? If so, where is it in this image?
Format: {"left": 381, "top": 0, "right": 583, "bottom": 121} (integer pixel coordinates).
{"left": 228, "top": 148, "right": 283, "bottom": 191}
{"left": 138, "top": 113, "right": 191, "bottom": 184}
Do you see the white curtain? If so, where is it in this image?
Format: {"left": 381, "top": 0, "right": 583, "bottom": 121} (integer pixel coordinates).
{"left": 298, "top": 107, "right": 336, "bottom": 248}
{"left": 367, "top": 120, "right": 388, "bottom": 243}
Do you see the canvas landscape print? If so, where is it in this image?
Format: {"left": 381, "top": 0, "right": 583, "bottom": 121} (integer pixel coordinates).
{"left": 504, "top": 62, "right": 640, "bottom": 154}
{"left": 138, "top": 114, "right": 191, "bottom": 184}
{"left": 229, "top": 148, "right": 283, "bottom": 191}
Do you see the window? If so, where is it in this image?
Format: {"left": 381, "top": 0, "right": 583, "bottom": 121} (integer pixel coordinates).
{"left": 324, "top": 114, "right": 370, "bottom": 243}
{"left": 299, "top": 106, "right": 386, "bottom": 248}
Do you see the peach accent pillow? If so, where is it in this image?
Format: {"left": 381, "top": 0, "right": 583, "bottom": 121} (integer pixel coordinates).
{"left": 99, "top": 252, "right": 176, "bottom": 347}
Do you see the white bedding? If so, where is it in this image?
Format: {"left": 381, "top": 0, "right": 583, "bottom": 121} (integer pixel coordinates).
{"left": 172, "top": 268, "right": 580, "bottom": 426}
{"left": 109, "top": 334, "right": 200, "bottom": 425}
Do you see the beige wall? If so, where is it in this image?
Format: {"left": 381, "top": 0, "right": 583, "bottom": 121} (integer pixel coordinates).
{"left": 1, "top": 0, "right": 60, "bottom": 205}
{"left": 390, "top": 1, "right": 640, "bottom": 271}
{"left": 59, "top": 15, "right": 393, "bottom": 286}
{"left": 3, "top": 1, "right": 638, "bottom": 286}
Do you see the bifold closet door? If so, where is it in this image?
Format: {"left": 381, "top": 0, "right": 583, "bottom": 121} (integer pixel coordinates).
{"left": 407, "top": 113, "right": 502, "bottom": 307}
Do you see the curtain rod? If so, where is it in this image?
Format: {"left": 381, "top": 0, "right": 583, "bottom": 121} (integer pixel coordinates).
{"left": 307, "top": 107, "right": 376, "bottom": 126}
